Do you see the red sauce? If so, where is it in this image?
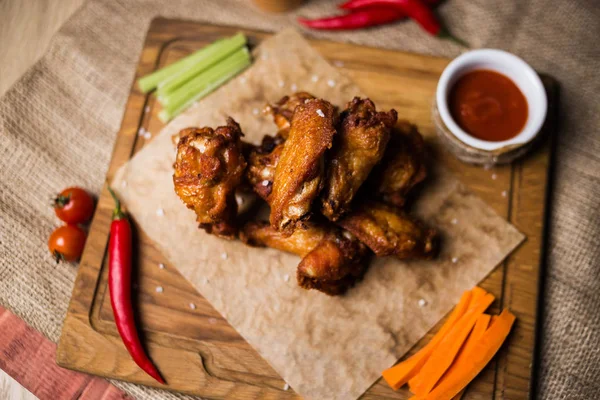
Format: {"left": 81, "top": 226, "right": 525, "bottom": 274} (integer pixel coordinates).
{"left": 449, "top": 70, "right": 528, "bottom": 142}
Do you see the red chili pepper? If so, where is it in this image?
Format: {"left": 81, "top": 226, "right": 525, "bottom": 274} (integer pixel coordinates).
{"left": 107, "top": 187, "right": 165, "bottom": 385}
{"left": 338, "top": 0, "right": 467, "bottom": 46}
{"left": 339, "top": 0, "right": 440, "bottom": 8}
{"left": 298, "top": 7, "right": 405, "bottom": 30}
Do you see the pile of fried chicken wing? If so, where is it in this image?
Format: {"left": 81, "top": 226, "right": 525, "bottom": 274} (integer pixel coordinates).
{"left": 173, "top": 93, "right": 437, "bottom": 295}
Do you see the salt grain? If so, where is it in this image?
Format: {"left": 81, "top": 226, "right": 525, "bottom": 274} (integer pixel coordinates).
{"left": 221, "top": 252, "right": 228, "bottom": 260}
{"left": 158, "top": 263, "right": 165, "bottom": 270}
{"left": 262, "top": 180, "right": 270, "bottom": 187}
{"left": 333, "top": 60, "right": 344, "bottom": 67}
{"left": 121, "top": 181, "right": 127, "bottom": 188}
{"left": 491, "top": 173, "right": 497, "bottom": 180}
{"left": 240, "top": 76, "right": 247, "bottom": 84}
{"left": 483, "top": 163, "right": 493, "bottom": 171}
{"left": 327, "top": 79, "right": 336, "bottom": 87}
{"left": 208, "top": 318, "right": 217, "bottom": 324}
{"left": 311, "top": 75, "right": 319, "bottom": 82}
{"left": 451, "top": 218, "right": 458, "bottom": 225}
{"left": 145, "top": 106, "right": 150, "bottom": 113}
{"left": 252, "top": 108, "right": 259, "bottom": 115}
{"left": 144, "top": 131, "right": 152, "bottom": 140}
{"left": 452, "top": 257, "right": 458, "bottom": 263}
{"left": 501, "top": 190, "right": 507, "bottom": 197}
{"left": 138, "top": 127, "right": 145, "bottom": 136}
{"left": 155, "top": 286, "right": 164, "bottom": 293}
{"left": 156, "top": 208, "right": 165, "bottom": 216}
{"left": 283, "top": 383, "right": 290, "bottom": 391}
{"left": 316, "top": 109, "right": 325, "bottom": 118}
{"left": 418, "top": 299, "right": 427, "bottom": 307}
{"left": 278, "top": 80, "right": 285, "bottom": 88}
{"left": 284, "top": 274, "right": 290, "bottom": 282}
{"left": 189, "top": 303, "right": 196, "bottom": 310}
{"left": 291, "top": 83, "right": 298, "bottom": 92}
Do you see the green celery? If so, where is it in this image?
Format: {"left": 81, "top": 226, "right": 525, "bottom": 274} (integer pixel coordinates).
{"left": 156, "top": 33, "right": 247, "bottom": 97}
{"left": 137, "top": 33, "right": 245, "bottom": 93}
{"left": 158, "top": 48, "right": 250, "bottom": 122}
{"left": 160, "top": 48, "right": 250, "bottom": 108}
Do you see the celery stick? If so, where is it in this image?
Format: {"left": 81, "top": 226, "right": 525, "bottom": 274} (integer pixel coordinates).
{"left": 160, "top": 48, "right": 250, "bottom": 109}
{"left": 137, "top": 33, "right": 245, "bottom": 93}
{"left": 156, "top": 33, "right": 247, "bottom": 97}
{"left": 158, "top": 51, "right": 250, "bottom": 122}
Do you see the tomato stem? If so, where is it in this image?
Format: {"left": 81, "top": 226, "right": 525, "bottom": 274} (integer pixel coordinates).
{"left": 52, "top": 250, "right": 65, "bottom": 264}
{"left": 53, "top": 194, "right": 71, "bottom": 208}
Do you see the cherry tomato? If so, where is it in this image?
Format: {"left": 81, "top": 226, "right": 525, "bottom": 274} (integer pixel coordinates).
{"left": 53, "top": 187, "right": 95, "bottom": 224}
{"left": 48, "top": 225, "right": 87, "bottom": 262}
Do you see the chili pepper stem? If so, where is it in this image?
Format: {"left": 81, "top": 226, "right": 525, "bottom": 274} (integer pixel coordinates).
{"left": 438, "top": 27, "right": 469, "bottom": 47}
{"left": 107, "top": 186, "right": 126, "bottom": 220}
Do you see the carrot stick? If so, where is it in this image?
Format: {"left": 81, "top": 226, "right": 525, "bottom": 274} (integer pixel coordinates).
{"left": 470, "top": 286, "right": 487, "bottom": 304}
{"left": 382, "top": 290, "right": 473, "bottom": 390}
{"left": 450, "top": 314, "right": 491, "bottom": 400}
{"left": 422, "top": 309, "right": 516, "bottom": 400}
{"left": 408, "top": 291, "right": 490, "bottom": 394}
{"left": 409, "top": 292, "right": 495, "bottom": 396}
{"left": 489, "top": 315, "right": 498, "bottom": 328}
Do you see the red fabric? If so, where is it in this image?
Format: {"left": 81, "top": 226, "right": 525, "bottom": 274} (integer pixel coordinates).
{"left": 0, "top": 306, "right": 128, "bottom": 400}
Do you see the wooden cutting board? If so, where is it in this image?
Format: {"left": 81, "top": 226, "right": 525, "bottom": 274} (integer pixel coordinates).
{"left": 56, "top": 18, "right": 557, "bottom": 399}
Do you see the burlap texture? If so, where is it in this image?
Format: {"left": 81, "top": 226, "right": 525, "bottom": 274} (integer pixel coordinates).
{"left": 0, "top": 0, "right": 598, "bottom": 399}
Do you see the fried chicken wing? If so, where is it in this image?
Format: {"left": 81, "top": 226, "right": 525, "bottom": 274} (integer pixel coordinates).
{"left": 369, "top": 121, "right": 427, "bottom": 207}
{"left": 337, "top": 201, "right": 436, "bottom": 259}
{"left": 241, "top": 220, "right": 368, "bottom": 295}
{"left": 320, "top": 98, "right": 397, "bottom": 221}
{"left": 264, "top": 92, "right": 316, "bottom": 138}
{"left": 173, "top": 118, "right": 247, "bottom": 238}
{"left": 270, "top": 99, "right": 337, "bottom": 234}
{"left": 246, "top": 135, "right": 285, "bottom": 202}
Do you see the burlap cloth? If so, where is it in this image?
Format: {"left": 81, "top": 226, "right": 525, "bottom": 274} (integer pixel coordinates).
{"left": 0, "top": 0, "right": 598, "bottom": 399}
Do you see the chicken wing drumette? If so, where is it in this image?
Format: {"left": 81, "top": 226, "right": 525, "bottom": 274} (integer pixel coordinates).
{"left": 320, "top": 98, "right": 397, "bottom": 221}
{"left": 241, "top": 221, "right": 368, "bottom": 295}
{"left": 270, "top": 98, "right": 337, "bottom": 234}
{"left": 337, "top": 201, "right": 436, "bottom": 259}
{"left": 368, "top": 121, "right": 427, "bottom": 207}
{"left": 263, "top": 92, "right": 316, "bottom": 138}
{"left": 173, "top": 118, "right": 247, "bottom": 238}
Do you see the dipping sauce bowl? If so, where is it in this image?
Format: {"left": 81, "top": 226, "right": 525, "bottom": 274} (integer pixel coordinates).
{"left": 433, "top": 49, "right": 547, "bottom": 164}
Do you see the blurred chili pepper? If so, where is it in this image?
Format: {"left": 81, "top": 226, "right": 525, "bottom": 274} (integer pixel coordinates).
{"left": 298, "top": 7, "right": 405, "bottom": 30}
{"left": 339, "top": 0, "right": 441, "bottom": 7}
{"left": 338, "top": 0, "right": 467, "bottom": 46}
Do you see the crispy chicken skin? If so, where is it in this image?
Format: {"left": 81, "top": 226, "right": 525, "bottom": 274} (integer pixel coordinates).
{"left": 241, "top": 221, "right": 368, "bottom": 295}
{"left": 337, "top": 201, "right": 436, "bottom": 259}
{"left": 173, "top": 118, "right": 247, "bottom": 238}
{"left": 320, "top": 98, "right": 397, "bottom": 221}
{"left": 270, "top": 99, "right": 337, "bottom": 235}
{"left": 264, "top": 92, "right": 316, "bottom": 138}
{"left": 369, "top": 121, "right": 427, "bottom": 207}
{"left": 246, "top": 135, "right": 285, "bottom": 202}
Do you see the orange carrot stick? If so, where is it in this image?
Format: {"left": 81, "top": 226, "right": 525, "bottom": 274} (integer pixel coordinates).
{"left": 409, "top": 292, "right": 495, "bottom": 396}
{"left": 421, "top": 309, "right": 516, "bottom": 400}
{"left": 382, "top": 290, "right": 473, "bottom": 390}
{"left": 450, "top": 314, "right": 491, "bottom": 400}
{"left": 408, "top": 291, "right": 490, "bottom": 394}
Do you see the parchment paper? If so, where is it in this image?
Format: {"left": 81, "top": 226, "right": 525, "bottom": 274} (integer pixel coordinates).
{"left": 111, "top": 29, "right": 524, "bottom": 400}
